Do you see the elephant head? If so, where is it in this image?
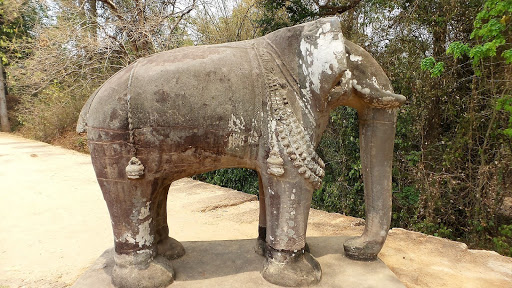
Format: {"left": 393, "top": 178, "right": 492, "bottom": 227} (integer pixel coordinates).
{"left": 304, "top": 18, "right": 406, "bottom": 260}
{"left": 257, "top": 17, "right": 405, "bottom": 261}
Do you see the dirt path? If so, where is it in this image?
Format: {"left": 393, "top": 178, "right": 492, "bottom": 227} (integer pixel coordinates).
{"left": 1, "top": 132, "right": 511, "bottom": 288}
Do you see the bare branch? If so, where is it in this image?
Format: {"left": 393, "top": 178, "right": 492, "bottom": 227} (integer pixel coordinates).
{"left": 314, "top": 0, "right": 361, "bottom": 16}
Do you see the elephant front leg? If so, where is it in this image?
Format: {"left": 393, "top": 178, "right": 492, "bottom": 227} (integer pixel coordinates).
{"left": 344, "top": 107, "right": 398, "bottom": 260}
{"left": 260, "top": 175, "right": 321, "bottom": 287}
{"left": 255, "top": 172, "right": 267, "bottom": 256}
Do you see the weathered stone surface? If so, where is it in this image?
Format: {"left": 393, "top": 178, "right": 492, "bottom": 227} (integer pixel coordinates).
{"left": 77, "top": 16, "right": 406, "bottom": 287}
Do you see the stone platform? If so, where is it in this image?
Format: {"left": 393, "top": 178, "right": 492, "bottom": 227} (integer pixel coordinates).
{"left": 72, "top": 236, "right": 404, "bottom": 288}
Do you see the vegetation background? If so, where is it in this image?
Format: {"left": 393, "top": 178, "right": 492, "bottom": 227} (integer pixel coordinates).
{"left": 1, "top": 0, "right": 511, "bottom": 256}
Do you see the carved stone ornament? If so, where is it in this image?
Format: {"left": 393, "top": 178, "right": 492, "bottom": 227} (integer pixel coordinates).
{"left": 125, "top": 157, "right": 144, "bottom": 179}
{"left": 258, "top": 48, "right": 325, "bottom": 189}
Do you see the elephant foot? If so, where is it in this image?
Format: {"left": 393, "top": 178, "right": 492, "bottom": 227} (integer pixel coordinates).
{"left": 262, "top": 246, "right": 321, "bottom": 287}
{"left": 112, "top": 251, "right": 174, "bottom": 288}
{"left": 343, "top": 236, "right": 384, "bottom": 261}
{"left": 158, "top": 236, "right": 186, "bottom": 260}
{"left": 255, "top": 239, "right": 311, "bottom": 257}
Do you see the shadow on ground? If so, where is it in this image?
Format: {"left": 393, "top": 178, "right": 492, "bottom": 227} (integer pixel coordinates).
{"left": 73, "top": 236, "right": 404, "bottom": 288}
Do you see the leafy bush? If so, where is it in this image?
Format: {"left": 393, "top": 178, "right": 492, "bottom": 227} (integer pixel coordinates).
{"left": 16, "top": 83, "right": 90, "bottom": 142}
{"left": 194, "top": 168, "right": 260, "bottom": 196}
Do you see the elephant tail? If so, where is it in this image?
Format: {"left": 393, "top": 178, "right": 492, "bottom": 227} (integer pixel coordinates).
{"left": 76, "top": 87, "right": 101, "bottom": 133}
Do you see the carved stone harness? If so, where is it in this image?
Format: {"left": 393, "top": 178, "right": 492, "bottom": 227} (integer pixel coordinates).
{"left": 125, "top": 60, "right": 145, "bottom": 179}
{"left": 257, "top": 47, "right": 325, "bottom": 189}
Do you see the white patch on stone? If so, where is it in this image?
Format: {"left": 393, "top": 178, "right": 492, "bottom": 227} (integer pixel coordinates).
{"left": 118, "top": 233, "right": 136, "bottom": 244}
{"left": 343, "top": 70, "right": 352, "bottom": 80}
{"left": 298, "top": 21, "right": 345, "bottom": 125}
{"left": 371, "top": 76, "right": 384, "bottom": 90}
{"left": 248, "top": 130, "right": 259, "bottom": 144}
{"left": 382, "top": 96, "right": 397, "bottom": 102}
{"left": 228, "top": 114, "right": 245, "bottom": 132}
{"left": 228, "top": 114, "right": 247, "bottom": 148}
{"left": 349, "top": 54, "right": 363, "bottom": 62}
{"left": 228, "top": 134, "right": 245, "bottom": 148}
{"left": 352, "top": 80, "right": 370, "bottom": 95}
{"left": 135, "top": 219, "right": 154, "bottom": 248}
{"left": 138, "top": 202, "right": 151, "bottom": 219}
{"left": 136, "top": 249, "right": 152, "bottom": 254}
{"left": 300, "top": 23, "right": 345, "bottom": 94}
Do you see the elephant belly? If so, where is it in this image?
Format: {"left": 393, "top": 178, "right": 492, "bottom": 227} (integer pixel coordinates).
{"left": 86, "top": 42, "right": 268, "bottom": 176}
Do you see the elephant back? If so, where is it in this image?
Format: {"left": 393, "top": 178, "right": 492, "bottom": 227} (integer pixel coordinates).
{"left": 83, "top": 63, "right": 133, "bottom": 131}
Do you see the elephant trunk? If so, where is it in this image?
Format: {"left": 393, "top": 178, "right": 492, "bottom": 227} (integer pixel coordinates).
{"left": 344, "top": 106, "right": 398, "bottom": 260}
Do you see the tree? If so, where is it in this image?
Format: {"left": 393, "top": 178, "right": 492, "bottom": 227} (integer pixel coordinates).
{"left": 0, "top": 0, "right": 40, "bottom": 132}
{"left": 256, "top": 0, "right": 361, "bottom": 34}
{"left": 0, "top": 62, "right": 9, "bottom": 131}
{"left": 420, "top": 0, "right": 512, "bottom": 254}
{"left": 191, "top": 0, "right": 262, "bottom": 45}
{"left": 7, "top": 0, "right": 197, "bottom": 141}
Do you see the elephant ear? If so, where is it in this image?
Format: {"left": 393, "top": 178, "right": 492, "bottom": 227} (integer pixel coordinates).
{"left": 298, "top": 17, "right": 347, "bottom": 99}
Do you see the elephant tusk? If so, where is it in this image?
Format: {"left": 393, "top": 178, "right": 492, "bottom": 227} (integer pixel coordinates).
{"left": 352, "top": 80, "right": 406, "bottom": 109}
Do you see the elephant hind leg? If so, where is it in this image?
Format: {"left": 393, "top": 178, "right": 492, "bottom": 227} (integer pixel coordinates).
{"left": 89, "top": 138, "right": 175, "bottom": 288}
{"left": 153, "top": 182, "right": 185, "bottom": 260}
{"left": 96, "top": 177, "right": 175, "bottom": 288}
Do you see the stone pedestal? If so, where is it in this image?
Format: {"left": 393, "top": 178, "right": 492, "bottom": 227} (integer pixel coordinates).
{"left": 72, "top": 236, "right": 404, "bottom": 288}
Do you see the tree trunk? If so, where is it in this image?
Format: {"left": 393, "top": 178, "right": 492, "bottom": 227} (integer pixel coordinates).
{"left": 0, "top": 62, "right": 11, "bottom": 132}
{"left": 89, "top": 0, "right": 98, "bottom": 40}
{"left": 424, "top": 5, "right": 448, "bottom": 146}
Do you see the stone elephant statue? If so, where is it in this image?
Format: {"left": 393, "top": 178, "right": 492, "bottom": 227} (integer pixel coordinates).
{"left": 77, "top": 17, "right": 405, "bottom": 288}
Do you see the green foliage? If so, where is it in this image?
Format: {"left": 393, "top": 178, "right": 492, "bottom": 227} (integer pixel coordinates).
{"left": 503, "top": 49, "right": 512, "bottom": 63}
{"left": 313, "top": 106, "right": 365, "bottom": 217}
{"left": 0, "top": 0, "right": 39, "bottom": 64}
{"left": 493, "top": 224, "right": 512, "bottom": 256}
{"left": 194, "top": 168, "right": 260, "bottom": 196}
{"left": 445, "top": 0, "right": 512, "bottom": 70}
{"left": 446, "top": 41, "right": 470, "bottom": 60}
{"left": 497, "top": 95, "right": 512, "bottom": 137}
{"left": 396, "top": 186, "right": 420, "bottom": 206}
{"left": 256, "top": 0, "right": 317, "bottom": 34}
{"left": 16, "top": 82, "right": 91, "bottom": 142}
{"left": 420, "top": 57, "right": 444, "bottom": 77}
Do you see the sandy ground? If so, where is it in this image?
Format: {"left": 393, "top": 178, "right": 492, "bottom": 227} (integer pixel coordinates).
{"left": 1, "top": 132, "right": 512, "bottom": 288}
